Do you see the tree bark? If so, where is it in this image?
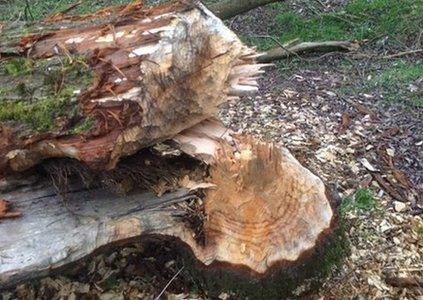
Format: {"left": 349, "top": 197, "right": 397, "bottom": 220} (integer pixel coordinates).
{"left": 0, "top": 1, "right": 266, "bottom": 176}
{"left": 0, "top": 120, "right": 343, "bottom": 297}
{"left": 0, "top": 2, "right": 344, "bottom": 297}
{"left": 210, "top": 0, "right": 281, "bottom": 20}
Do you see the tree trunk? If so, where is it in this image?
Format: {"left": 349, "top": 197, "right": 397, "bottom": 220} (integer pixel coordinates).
{"left": 0, "top": 2, "right": 344, "bottom": 297}
{"left": 0, "top": 1, "right": 266, "bottom": 176}
{"left": 0, "top": 120, "right": 343, "bottom": 297}
{"left": 210, "top": 0, "right": 281, "bottom": 20}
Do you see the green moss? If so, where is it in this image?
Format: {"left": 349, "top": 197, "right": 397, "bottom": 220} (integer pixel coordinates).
{"left": 0, "top": 56, "right": 94, "bottom": 134}
{"left": 0, "top": 88, "right": 75, "bottom": 131}
{"left": 69, "top": 117, "right": 95, "bottom": 135}
{"left": 2, "top": 58, "right": 33, "bottom": 76}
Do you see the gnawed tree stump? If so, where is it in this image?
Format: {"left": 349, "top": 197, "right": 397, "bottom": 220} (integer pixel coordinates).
{"left": 0, "top": 1, "right": 345, "bottom": 297}
{"left": 0, "top": 121, "right": 345, "bottom": 297}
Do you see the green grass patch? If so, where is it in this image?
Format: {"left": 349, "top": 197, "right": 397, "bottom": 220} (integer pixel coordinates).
{"left": 0, "top": 0, "right": 130, "bottom": 21}
{"left": 3, "top": 58, "right": 33, "bottom": 76}
{"left": 367, "top": 60, "right": 423, "bottom": 107}
{"left": 246, "top": 0, "right": 422, "bottom": 50}
{"left": 0, "top": 0, "right": 219, "bottom": 21}
{"left": 340, "top": 188, "right": 377, "bottom": 215}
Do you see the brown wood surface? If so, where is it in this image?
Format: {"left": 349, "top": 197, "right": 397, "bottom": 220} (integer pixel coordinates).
{"left": 0, "top": 2, "right": 266, "bottom": 176}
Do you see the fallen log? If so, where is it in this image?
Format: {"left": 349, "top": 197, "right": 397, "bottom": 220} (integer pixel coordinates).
{"left": 0, "top": 1, "right": 267, "bottom": 176}
{"left": 0, "top": 2, "right": 345, "bottom": 297}
{"left": 0, "top": 120, "right": 344, "bottom": 297}
{"left": 209, "top": 0, "right": 281, "bottom": 20}
{"left": 258, "top": 40, "right": 360, "bottom": 63}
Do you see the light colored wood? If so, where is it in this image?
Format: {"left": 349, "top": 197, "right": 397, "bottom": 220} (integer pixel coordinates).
{"left": 0, "top": 181, "right": 194, "bottom": 289}
{"left": 174, "top": 120, "right": 335, "bottom": 273}
{"left": 259, "top": 41, "right": 360, "bottom": 63}
{"left": 0, "top": 121, "right": 335, "bottom": 287}
{"left": 0, "top": 2, "right": 266, "bottom": 175}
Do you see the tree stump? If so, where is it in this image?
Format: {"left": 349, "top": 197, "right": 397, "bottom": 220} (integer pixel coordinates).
{"left": 0, "top": 1, "right": 346, "bottom": 297}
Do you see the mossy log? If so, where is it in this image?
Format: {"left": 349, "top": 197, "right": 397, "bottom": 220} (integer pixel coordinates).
{"left": 0, "top": 1, "right": 267, "bottom": 176}
{"left": 0, "top": 1, "right": 344, "bottom": 297}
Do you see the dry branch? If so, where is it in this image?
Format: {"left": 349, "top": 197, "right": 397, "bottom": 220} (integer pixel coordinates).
{"left": 258, "top": 40, "right": 360, "bottom": 63}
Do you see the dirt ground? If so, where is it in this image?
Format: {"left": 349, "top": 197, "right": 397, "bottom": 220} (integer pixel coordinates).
{"left": 1, "top": 1, "right": 422, "bottom": 299}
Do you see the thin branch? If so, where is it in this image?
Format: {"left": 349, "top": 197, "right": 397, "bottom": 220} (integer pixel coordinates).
{"left": 380, "top": 49, "right": 423, "bottom": 59}
{"left": 258, "top": 40, "right": 360, "bottom": 63}
{"left": 154, "top": 266, "right": 184, "bottom": 300}
{"left": 250, "top": 35, "right": 304, "bottom": 61}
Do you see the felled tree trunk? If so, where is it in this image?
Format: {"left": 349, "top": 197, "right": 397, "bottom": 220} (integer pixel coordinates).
{"left": 0, "top": 1, "right": 266, "bottom": 176}
{"left": 0, "top": 120, "right": 343, "bottom": 297}
{"left": 0, "top": 2, "right": 344, "bottom": 297}
{"left": 209, "top": 0, "right": 281, "bottom": 20}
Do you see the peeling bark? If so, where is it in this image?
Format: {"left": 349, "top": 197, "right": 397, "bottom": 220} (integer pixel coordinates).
{"left": 0, "top": 1, "right": 266, "bottom": 175}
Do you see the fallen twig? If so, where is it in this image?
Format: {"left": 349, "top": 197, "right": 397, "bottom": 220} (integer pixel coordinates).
{"left": 154, "top": 266, "right": 184, "bottom": 300}
{"left": 372, "top": 173, "right": 407, "bottom": 203}
{"left": 385, "top": 274, "right": 423, "bottom": 288}
{"left": 258, "top": 41, "right": 360, "bottom": 63}
{"left": 380, "top": 49, "right": 423, "bottom": 59}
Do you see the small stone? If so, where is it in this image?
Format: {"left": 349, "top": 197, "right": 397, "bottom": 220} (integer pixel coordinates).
{"left": 394, "top": 201, "right": 407, "bottom": 212}
{"left": 386, "top": 148, "right": 395, "bottom": 157}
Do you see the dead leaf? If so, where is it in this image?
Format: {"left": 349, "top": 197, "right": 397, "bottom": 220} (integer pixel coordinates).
{"left": 360, "top": 158, "right": 379, "bottom": 172}
{"left": 0, "top": 198, "right": 21, "bottom": 219}
{"left": 340, "top": 112, "right": 351, "bottom": 132}
{"left": 179, "top": 176, "right": 216, "bottom": 191}
{"left": 353, "top": 102, "right": 374, "bottom": 116}
{"left": 392, "top": 170, "right": 412, "bottom": 189}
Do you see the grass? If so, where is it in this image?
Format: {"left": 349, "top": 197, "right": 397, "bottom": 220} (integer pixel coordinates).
{"left": 0, "top": 0, "right": 218, "bottom": 21}
{"left": 340, "top": 188, "right": 377, "bottom": 215}
{"left": 335, "top": 59, "right": 423, "bottom": 108}
{"left": 368, "top": 60, "right": 423, "bottom": 107}
{"left": 246, "top": 0, "right": 422, "bottom": 51}
{"left": 0, "top": 0, "right": 130, "bottom": 21}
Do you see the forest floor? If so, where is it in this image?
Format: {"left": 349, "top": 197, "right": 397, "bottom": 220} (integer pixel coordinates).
{"left": 1, "top": 0, "right": 422, "bottom": 299}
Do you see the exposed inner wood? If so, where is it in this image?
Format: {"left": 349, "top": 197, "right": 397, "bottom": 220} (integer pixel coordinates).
{"left": 0, "top": 120, "right": 335, "bottom": 286}
{"left": 0, "top": 1, "right": 337, "bottom": 291}
{"left": 174, "top": 120, "right": 335, "bottom": 273}
{"left": 0, "top": 2, "right": 267, "bottom": 176}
